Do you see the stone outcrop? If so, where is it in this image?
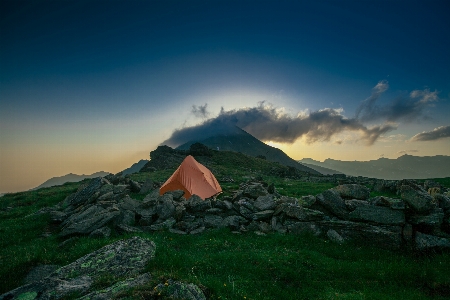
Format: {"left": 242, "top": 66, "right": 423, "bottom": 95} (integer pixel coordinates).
{"left": 39, "top": 176, "right": 450, "bottom": 254}
{"left": 1, "top": 237, "right": 206, "bottom": 300}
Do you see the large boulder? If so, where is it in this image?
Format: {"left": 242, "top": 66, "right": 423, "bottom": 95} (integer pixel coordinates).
{"left": 400, "top": 185, "right": 435, "bottom": 213}
{"left": 333, "top": 184, "right": 370, "bottom": 200}
{"left": 242, "top": 183, "right": 268, "bottom": 199}
{"left": 0, "top": 237, "right": 156, "bottom": 300}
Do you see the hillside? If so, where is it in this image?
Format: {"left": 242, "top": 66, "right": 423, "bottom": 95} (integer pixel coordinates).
{"left": 299, "top": 162, "right": 343, "bottom": 175}
{"left": 300, "top": 155, "right": 450, "bottom": 179}
{"left": 120, "top": 159, "right": 149, "bottom": 176}
{"left": 1, "top": 147, "right": 450, "bottom": 299}
{"left": 31, "top": 171, "right": 110, "bottom": 190}
{"left": 175, "top": 125, "right": 320, "bottom": 175}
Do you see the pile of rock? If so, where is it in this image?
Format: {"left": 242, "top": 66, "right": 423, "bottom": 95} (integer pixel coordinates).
{"left": 45, "top": 175, "right": 450, "bottom": 252}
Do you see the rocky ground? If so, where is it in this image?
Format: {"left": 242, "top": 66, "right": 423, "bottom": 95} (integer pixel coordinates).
{"left": 2, "top": 167, "right": 450, "bottom": 299}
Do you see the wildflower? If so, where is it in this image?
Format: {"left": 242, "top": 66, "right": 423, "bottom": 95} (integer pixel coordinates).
{"left": 224, "top": 283, "right": 227, "bottom": 287}
{"left": 165, "top": 282, "right": 169, "bottom": 286}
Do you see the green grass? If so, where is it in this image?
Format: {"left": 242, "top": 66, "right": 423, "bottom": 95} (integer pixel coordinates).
{"left": 2, "top": 153, "right": 450, "bottom": 298}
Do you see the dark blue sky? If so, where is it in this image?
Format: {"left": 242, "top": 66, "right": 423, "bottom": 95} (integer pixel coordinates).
{"left": 1, "top": 0, "right": 449, "bottom": 192}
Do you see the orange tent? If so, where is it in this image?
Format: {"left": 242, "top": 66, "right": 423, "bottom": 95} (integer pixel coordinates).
{"left": 159, "top": 155, "right": 222, "bottom": 200}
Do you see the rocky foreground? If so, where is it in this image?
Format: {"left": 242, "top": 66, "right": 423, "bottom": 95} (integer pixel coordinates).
{"left": 2, "top": 173, "right": 450, "bottom": 299}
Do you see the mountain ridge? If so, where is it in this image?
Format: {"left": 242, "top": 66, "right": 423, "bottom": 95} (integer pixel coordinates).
{"left": 175, "top": 125, "right": 320, "bottom": 175}
{"left": 299, "top": 154, "right": 450, "bottom": 179}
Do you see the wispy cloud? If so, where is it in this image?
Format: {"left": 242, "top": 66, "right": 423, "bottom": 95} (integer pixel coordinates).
{"left": 355, "top": 81, "right": 439, "bottom": 123}
{"left": 191, "top": 103, "right": 210, "bottom": 119}
{"left": 411, "top": 125, "right": 450, "bottom": 142}
{"left": 163, "top": 102, "right": 396, "bottom": 147}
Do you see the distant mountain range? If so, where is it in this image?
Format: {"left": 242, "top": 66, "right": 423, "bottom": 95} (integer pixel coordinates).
{"left": 299, "top": 155, "right": 450, "bottom": 179}
{"left": 31, "top": 171, "right": 110, "bottom": 190}
{"left": 120, "top": 159, "right": 149, "bottom": 176}
{"left": 175, "top": 125, "right": 320, "bottom": 175}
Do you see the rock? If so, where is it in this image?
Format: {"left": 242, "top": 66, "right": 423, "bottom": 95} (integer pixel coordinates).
{"left": 129, "top": 180, "right": 142, "bottom": 193}
{"left": 65, "top": 177, "right": 106, "bottom": 211}
{"left": 0, "top": 237, "right": 156, "bottom": 300}
{"left": 315, "top": 189, "right": 349, "bottom": 219}
{"left": 327, "top": 229, "right": 345, "bottom": 244}
{"left": 301, "top": 195, "right": 316, "bottom": 207}
{"left": 24, "top": 265, "right": 59, "bottom": 284}
{"left": 60, "top": 205, "right": 121, "bottom": 237}
{"left": 153, "top": 279, "right": 206, "bottom": 300}
{"left": 49, "top": 211, "right": 67, "bottom": 224}
{"left": 215, "top": 200, "right": 233, "bottom": 211}
{"left": 424, "top": 180, "right": 442, "bottom": 191}
{"left": 254, "top": 195, "right": 276, "bottom": 211}
{"left": 242, "top": 183, "right": 268, "bottom": 199}
{"left": 89, "top": 226, "right": 111, "bottom": 238}
{"left": 345, "top": 200, "right": 369, "bottom": 211}
{"left": 253, "top": 210, "right": 275, "bottom": 220}
{"left": 283, "top": 205, "right": 324, "bottom": 221}
{"left": 370, "top": 196, "right": 405, "bottom": 210}
{"left": 239, "top": 205, "right": 254, "bottom": 220}
{"left": 286, "top": 222, "right": 322, "bottom": 236}
{"left": 222, "top": 215, "right": 241, "bottom": 231}
{"left": 204, "top": 215, "right": 224, "bottom": 228}
{"left": 258, "top": 221, "right": 272, "bottom": 233}
{"left": 142, "top": 190, "right": 160, "bottom": 207}
{"left": 117, "top": 209, "right": 135, "bottom": 225}
{"left": 408, "top": 209, "right": 444, "bottom": 226}
{"left": 149, "top": 217, "right": 176, "bottom": 231}
{"left": 165, "top": 189, "right": 186, "bottom": 201}
{"left": 190, "top": 226, "right": 205, "bottom": 234}
{"left": 415, "top": 232, "right": 450, "bottom": 251}
{"left": 278, "top": 196, "right": 298, "bottom": 205}
{"left": 156, "top": 194, "right": 175, "bottom": 220}
{"left": 139, "top": 179, "right": 154, "bottom": 195}
{"left": 317, "top": 220, "right": 403, "bottom": 250}
{"left": 349, "top": 205, "right": 405, "bottom": 225}
{"left": 116, "top": 224, "right": 143, "bottom": 234}
{"left": 169, "top": 228, "right": 188, "bottom": 235}
{"left": 333, "top": 184, "right": 370, "bottom": 200}
{"left": 78, "top": 273, "right": 152, "bottom": 300}
{"left": 119, "top": 195, "right": 141, "bottom": 211}
{"left": 400, "top": 185, "right": 435, "bottom": 213}
{"left": 187, "top": 195, "right": 212, "bottom": 212}
{"left": 435, "top": 194, "right": 450, "bottom": 211}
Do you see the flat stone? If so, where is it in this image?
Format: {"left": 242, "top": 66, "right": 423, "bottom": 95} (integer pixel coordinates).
{"left": 349, "top": 205, "right": 405, "bottom": 225}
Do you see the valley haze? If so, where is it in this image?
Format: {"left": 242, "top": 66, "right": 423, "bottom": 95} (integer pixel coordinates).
{"left": 1, "top": 0, "right": 449, "bottom": 193}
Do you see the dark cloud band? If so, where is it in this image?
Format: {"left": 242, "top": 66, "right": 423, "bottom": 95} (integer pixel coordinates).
{"left": 411, "top": 125, "right": 450, "bottom": 142}
{"left": 162, "top": 102, "right": 396, "bottom": 147}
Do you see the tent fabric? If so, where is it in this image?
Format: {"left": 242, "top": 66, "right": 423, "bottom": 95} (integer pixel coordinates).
{"left": 159, "top": 155, "right": 222, "bottom": 200}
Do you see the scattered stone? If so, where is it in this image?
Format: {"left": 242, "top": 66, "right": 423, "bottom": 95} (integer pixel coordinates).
{"left": 242, "top": 183, "right": 268, "bottom": 199}
{"left": 301, "top": 195, "right": 316, "bottom": 207}
{"left": 116, "top": 223, "right": 143, "bottom": 234}
{"left": 370, "top": 196, "right": 405, "bottom": 210}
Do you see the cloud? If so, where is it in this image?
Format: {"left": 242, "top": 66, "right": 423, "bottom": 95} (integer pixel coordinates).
{"left": 162, "top": 102, "right": 396, "bottom": 147}
{"left": 191, "top": 103, "right": 210, "bottom": 118}
{"left": 397, "top": 150, "right": 419, "bottom": 154}
{"left": 355, "top": 81, "right": 439, "bottom": 123}
{"left": 411, "top": 125, "right": 450, "bottom": 142}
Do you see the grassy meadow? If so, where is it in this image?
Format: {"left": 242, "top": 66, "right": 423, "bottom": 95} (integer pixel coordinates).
{"left": 1, "top": 151, "right": 450, "bottom": 299}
